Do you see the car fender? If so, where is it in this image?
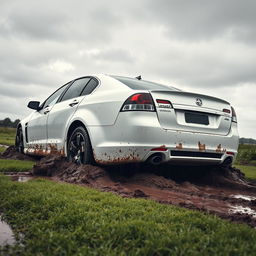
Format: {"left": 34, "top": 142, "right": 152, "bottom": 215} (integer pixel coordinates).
{"left": 64, "top": 115, "right": 93, "bottom": 156}
{"left": 17, "top": 112, "right": 35, "bottom": 148}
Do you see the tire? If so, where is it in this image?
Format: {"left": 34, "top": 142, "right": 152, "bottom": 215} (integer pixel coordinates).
{"left": 67, "top": 126, "right": 93, "bottom": 165}
{"left": 15, "top": 126, "right": 24, "bottom": 153}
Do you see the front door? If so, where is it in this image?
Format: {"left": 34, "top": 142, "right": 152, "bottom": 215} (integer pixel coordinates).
{"left": 26, "top": 81, "right": 71, "bottom": 154}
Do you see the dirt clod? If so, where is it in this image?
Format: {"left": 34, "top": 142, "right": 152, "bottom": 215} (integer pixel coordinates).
{"left": 1, "top": 146, "right": 36, "bottom": 161}
{"left": 133, "top": 189, "right": 149, "bottom": 198}
{"left": 33, "top": 155, "right": 65, "bottom": 176}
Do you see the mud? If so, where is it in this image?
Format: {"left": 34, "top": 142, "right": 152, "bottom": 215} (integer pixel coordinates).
{"left": 29, "top": 156, "right": 256, "bottom": 228}
{"left": 2, "top": 146, "right": 256, "bottom": 228}
{"left": 0, "top": 146, "right": 38, "bottom": 161}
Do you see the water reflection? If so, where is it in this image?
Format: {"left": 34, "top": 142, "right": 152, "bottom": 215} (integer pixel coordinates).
{"left": 0, "top": 217, "right": 16, "bottom": 246}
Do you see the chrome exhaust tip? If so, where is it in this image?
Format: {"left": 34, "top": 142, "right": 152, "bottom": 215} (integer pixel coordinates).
{"left": 221, "top": 156, "right": 233, "bottom": 167}
{"left": 147, "top": 153, "right": 165, "bottom": 165}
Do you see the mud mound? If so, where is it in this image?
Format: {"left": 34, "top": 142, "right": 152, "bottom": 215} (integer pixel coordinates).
{"left": 32, "top": 155, "right": 107, "bottom": 180}
{"left": 1, "top": 146, "right": 36, "bottom": 161}
{"left": 198, "top": 166, "right": 246, "bottom": 184}
{"left": 32, "top": 156, "right": 131, "bottom": 196}
{"left": 123, "top": 173, "right": 177, "bottom": 189}
{"left": 141, "top": 164, "right": 249, "bottom": 189}
{"left": 56, "top": 163, "right": 109, "bottom": 186}
{"left": 33, "top": 155, "right": 66, "bottom": 176}
{"left": 193, "top": 166, "right": 256, "bottom": 191}
{"left": 30, "top": 156, "right": 256, "bottom": 228}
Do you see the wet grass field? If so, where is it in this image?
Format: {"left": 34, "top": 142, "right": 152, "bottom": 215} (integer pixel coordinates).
{"left": 1, "top": 175, "right": 256, "bottom": 255}
{"left": 0, "top": 159, "right": 34, "bottom": 172}
{"left": 0, "top": 127, "right": 16, "bottom": 146}
{"left": 1, "top": 128, "right": 256, "bottom": 255}
{"left": 234, "top": 165, "right": 256, "bottom": 181}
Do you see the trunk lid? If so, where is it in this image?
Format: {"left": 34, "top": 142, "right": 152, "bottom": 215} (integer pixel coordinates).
{"left": 150, "top": 90, "right": 232, "bottom": 136}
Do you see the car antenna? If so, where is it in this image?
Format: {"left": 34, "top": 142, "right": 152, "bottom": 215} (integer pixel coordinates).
{"left": 135, "top": 75, "right": 142, "bottom": 80}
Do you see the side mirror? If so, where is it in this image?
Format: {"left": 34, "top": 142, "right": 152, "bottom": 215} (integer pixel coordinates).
{"left": 27, "top": 101, "right": 40, "bottom": 110}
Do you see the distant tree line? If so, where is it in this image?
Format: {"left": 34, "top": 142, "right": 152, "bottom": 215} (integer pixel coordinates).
{"left": 239, "top": 137, "right": 256, "bottom": 144}
{"left": 0, "top": 117, "right": 20, "bottom": 128}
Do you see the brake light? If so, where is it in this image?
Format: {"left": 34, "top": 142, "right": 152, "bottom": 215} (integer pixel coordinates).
{"left": 156, "top": 99, "right": 173, "bottom": 108}
{"left": 151, "top": 147, "right": 168, "bottom": 151}
{"left": 231, "top": 106, "right": 237, "bottom": 123}
{"left": 121, "top": 93, "right": 155, "bottom": 111}
{"left": 223, "top": 108, "right": 231, "bottom": 114}
{"left": 156, "top": 99, "right": 170, "bottom": 104}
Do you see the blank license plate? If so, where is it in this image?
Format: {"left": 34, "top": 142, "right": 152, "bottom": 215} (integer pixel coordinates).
{"left": 185, "top": 112, "right": 209, "bottom": 125}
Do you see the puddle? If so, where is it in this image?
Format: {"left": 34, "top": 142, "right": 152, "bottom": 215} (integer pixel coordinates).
{"left": 0, "top": 144, "right": 8, "bottom": 148}
{"left": 229, "top": 205, "right": 256, "bottom": 218}
{"left": 0, "top": 217, "right": 16, "bottom": 246}
{"left": 11, "top": 176, "right": 33, "bottom": 182}
{"left": 4, "top": 173, "right": 33, "bottom": 183}
{"left": 231, "top": 195, "right": 256, "bottom": 201}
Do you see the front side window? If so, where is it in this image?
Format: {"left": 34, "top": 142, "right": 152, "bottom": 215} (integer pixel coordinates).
{"left": 60, "top": 78, "right": 90, "bottom": 102}
{"left": 43, "top": 82, "right": 72, "bottom": 109}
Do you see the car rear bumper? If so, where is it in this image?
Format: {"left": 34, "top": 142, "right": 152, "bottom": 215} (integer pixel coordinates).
{"left": 89, "top": 112, "right": 239, "bottom": 165}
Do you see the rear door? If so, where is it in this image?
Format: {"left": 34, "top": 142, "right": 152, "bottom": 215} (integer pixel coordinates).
{"left": 46, "top": 77, "right": 92, "bottom": 152}
{"left": 150, "top": 90, "right": 232, "bottom": 136}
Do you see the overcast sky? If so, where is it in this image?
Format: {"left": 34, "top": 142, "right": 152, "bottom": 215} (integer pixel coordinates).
{"left": 0, "top": 0, "right": 255, "bottom": 138}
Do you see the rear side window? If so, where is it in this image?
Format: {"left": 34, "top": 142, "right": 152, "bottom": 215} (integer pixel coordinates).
{"left": 112, "top": 76, "right": 180, "bottom": 91}
{"left": 60, "top": 78, "right": 90, "bottom": 102}
{"left": 81, "top": 78, "right": 98, "bottom": 96}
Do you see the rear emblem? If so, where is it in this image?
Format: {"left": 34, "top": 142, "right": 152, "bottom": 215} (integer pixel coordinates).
{"left": 196, "top": 98, "right": 202, "bottom": 106}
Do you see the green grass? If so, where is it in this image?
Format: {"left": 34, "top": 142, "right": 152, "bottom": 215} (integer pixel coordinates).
{"left": 0, "top": 159, "right": 34, "bottom": 172}
{"left": 235, "top": 164, "right": 256, "bottom": 181}
{"left": 235, "top": 144, "right": 256, "bottom": 165}
{"left": 0, "top": 146, "right": 6, "bottom": 153}
{"left": 0, "top": 176, "right": 256, "bottom": 255}
{"left": 250, "top": 160, "right": 256, "bottom": 165}
{"left": 0, "top": 127, "right": 16, "bottom": 146}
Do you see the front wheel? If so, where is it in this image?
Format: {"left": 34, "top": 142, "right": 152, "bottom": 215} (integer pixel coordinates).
{"left": 15, "top": 126, "right": 24, "bottom": 153}
{"left": 67, "top": 126, "right": 93, "bottom": 165}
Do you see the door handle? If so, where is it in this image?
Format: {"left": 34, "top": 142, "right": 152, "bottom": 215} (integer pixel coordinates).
{"left": 69, "top": 101, "right": 79, "bottom": 107}
{"left": 44, "top": 108, "right": 50, "bottom": 114}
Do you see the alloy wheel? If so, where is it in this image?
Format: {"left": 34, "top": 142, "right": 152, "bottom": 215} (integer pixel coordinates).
{"left": 68, "top": 131, "right": 86, "bottom": 164}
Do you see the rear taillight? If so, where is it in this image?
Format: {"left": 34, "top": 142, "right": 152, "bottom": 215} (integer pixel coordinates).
{"left": 231, "top": 106, "right": 237, "bottom": 123}
{"left": 121, "top": 93, "right": 155, "bottom": 111}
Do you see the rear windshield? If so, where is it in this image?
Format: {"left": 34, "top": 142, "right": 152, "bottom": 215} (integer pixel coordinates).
{"left": 111, "top": 75, "right": 180, "bottom": 91}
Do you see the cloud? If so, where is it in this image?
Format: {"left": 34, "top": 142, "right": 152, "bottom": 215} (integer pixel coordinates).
{"left": 80, "top": 48, "right": 134, "bottom": 63}
{"left": 144, "top": 0, "right": 256, "bottom": 44}
{"left": 0, "top": 0, "right": 255, "bottom": 138}
{"left": 0, "top": 0, "right": 124, "bottom": 44}
{"left": 48, "top": 60, "right": 75, "bottom": 73}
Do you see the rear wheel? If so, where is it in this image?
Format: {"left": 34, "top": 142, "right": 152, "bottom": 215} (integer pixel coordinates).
{"left": 15, "top": 126, "right": 24, "bottom": 153}
{"left": 67, "top": 126, "right": 93, "bottom": 164}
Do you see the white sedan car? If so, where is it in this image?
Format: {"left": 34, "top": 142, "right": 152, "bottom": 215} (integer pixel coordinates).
{"left": 16, "top": 74, "right": 239, "bottom": 166}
